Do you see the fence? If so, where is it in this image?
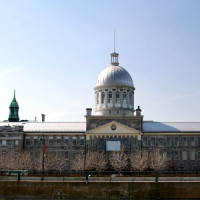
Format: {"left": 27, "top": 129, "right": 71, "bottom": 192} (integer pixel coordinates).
{"left": 1, "top": 170, "right": 200, "bottom": 182}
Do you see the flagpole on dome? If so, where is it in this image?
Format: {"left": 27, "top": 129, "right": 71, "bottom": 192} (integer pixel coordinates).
{"left": 111, "top": 29, "right": 119, "bottom": 66}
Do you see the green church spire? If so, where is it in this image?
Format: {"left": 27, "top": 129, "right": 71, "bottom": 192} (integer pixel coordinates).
{"left": 8, "top": 90, "right": 20, "bottom": 122}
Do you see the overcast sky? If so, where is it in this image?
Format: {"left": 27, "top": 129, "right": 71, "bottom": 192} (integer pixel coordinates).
{"left": 0, "top": 0, "right": 200, "bottom": 122}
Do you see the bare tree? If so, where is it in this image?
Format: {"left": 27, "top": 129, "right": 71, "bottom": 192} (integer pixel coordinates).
{"left": 71, "top": 151, "right": 107, "bottom": 172}
{"left": 14, "top": 151, "right": 33, "bottom": 170}
{"left": 109, "top": 146, "right": 128, "bottom": 173}
{"left": 149, "top": 148, "right": 168, "bottom": 171}
{"left": 33, "top": 152, "right": 66, "bottom": 172}
{"left": 44, "top": 152, "right": 65, "bottom": 172}
{"left": 71, "top": 153, "right": 85, "bottom": 171}
{"left": 130, "top": 149, "right": 149, "bottom": 171}
{"left": 86, "top": 151, "right": 107, "bottom": 172}
{"left": 0, "top": 151, "right": 15, "bottom": 170}
{"left": 31, "top": 151, "right": 41, "bottom": 171}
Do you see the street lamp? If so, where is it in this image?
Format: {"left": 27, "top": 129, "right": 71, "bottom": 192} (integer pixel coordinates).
{"left": 40, "top": 135, "right": 46, "bottom": 181}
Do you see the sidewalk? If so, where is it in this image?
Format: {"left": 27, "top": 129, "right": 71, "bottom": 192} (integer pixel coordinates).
{"left": 1, "top": 176, "right": 200, "bottom": 182}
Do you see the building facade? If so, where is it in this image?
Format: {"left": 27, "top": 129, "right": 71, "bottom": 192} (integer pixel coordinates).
{"left": 1, "top": 51, "right": 200, "bottom": 170}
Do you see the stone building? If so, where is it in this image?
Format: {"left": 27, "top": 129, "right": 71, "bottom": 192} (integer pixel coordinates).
{"left": 0, "top": 51, "right": 200, "bottom": 170}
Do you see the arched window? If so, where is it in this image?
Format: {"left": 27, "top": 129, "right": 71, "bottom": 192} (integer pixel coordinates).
{"left": 123, "top": 92, "right": 127, "bottom": 103}
{"left": 108, "top": 92, "right": 112, "bottom": 103}
{"left": 101, "top": 92, "right": 105, "bottom": 104}
{"left": 116, "top": 92, "right": 120, "bottom": 103}
{"left": 97, "top": 93, "right": 99, "bottom": 104}
{"left": 129, "top": 93, "right": 132, "bottom": 104}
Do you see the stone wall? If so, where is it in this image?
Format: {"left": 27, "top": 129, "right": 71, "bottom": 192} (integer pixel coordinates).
{"left": 0, "top": 181, "right": 200, "bottom": 199}
{"left": 0, "top": 125, "right": 24, "bottom": 154}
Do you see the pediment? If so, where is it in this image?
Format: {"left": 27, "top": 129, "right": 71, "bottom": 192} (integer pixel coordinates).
{"left": 86, "top": 121, "right": 141, "bottom": 136}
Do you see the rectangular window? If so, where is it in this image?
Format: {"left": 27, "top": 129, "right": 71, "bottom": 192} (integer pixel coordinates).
{"left": 25, "top": 137, "right": 30, "bottom": 146}
{"left": 158, "top": 138, "right": 164, "bottom": 146}
{"left": 49, "top": 136, "right": 53, "bottom": 145}
{"left": 2, "top": 140, "right": 6, "bottom": 146}
{"left": 198, "top": 151, "right": 200, "bottom": 159}
{"left": 101, "top": 92, "right": 105, "bottom": 104}
{"left": 150, "top": 137, "right": 155, "bottom": 146}
{"left": 175, "top": 137, "right": 179, "bottom": 146}
{"left": 143, "top": 137, "right": 147, "bottom": 146}
{"left": 167, "top": 150, "right": 172, "bottom": 160}
{"left": 174, "top": 151, "right": 179, "bottom": 160}
{"left": 123, "top": 92, "right": 127, "bottom": 104}
{"left": 15, "top": 140, "right": 19, "bottom": 146}
{"left": 116, "top": 92, "right": 120, "bottom": 103}
{"left": 80, "top": 136, "right": 85, "bottom": 146}
{"left": 90, "top": 138, "right": 94, "bottom": 146}
{"left": 129, "top": 93, "right": 132, "bottom": 104}
{"left": 182, "top": 151, "right": 188, "bottom": 160}
{"left": 190, "top": 151, "right": 195, "bottom": 160}
{"left": 65, "top": 151, "right": 69, "bottom": 159}
{"left": 64, "top": 136, "right": 69, "bottom": 145}
{"left": 97, "top": 93, "right": 99, "bottom": 104}
{"left": 167, "top": 137, "right": 171, "bottom": 146}
{"left": 34, "top": 137, "right": 38, "bottom": 146}
{"left": 198, "top": 137, "right": 200, "bottom": 146}
{"left": 190, "top": 137, "right": 195, "bottom": 146}
{"left": 182, "top": 137, "right": 187, "bottom": 146}
{"left": 108, "top": 92, "right": 113, "bottom": 103}
{"left": 72, "top": 137, "right": 77, "bottom": 145}
{"left": 57, "top": 136, "right": 61, "bottom": 145}
{"left": 58, "top": 151, "right": 62, "bottom": 157}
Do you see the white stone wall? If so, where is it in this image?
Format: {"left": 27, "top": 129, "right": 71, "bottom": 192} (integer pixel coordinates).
{"left": 94, "top": 85, "right": 135, "bottom": 116}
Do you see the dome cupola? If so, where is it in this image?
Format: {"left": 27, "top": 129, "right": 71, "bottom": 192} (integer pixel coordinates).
{"left": 95, "top": 53, "right": 134, "bottom": 89}
{"left": 94, "top": 52, "right": 135, "bottom": 116}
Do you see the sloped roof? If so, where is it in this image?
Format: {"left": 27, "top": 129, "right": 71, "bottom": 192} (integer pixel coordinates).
{"left": 1, "top": 121, "right": 200, "bottom": 133}
{"left": 143, "top": 121, "right": 200, "bottom": 132}
{"left": 0, "top": 122, "right": 86, "bottom": 132}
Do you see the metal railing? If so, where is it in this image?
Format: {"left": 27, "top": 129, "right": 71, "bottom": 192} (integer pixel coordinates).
{"left": 0, "top": 170, "right": 200, "bottom": 182}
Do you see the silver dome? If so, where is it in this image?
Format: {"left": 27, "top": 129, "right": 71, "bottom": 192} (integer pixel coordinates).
{"left": 95, "top": 65, "right": 134, "bottom": 88}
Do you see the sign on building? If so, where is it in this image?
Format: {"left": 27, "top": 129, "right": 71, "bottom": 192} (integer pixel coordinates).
{"left": 106, "top": 141, "right": 121, "bottom": 151}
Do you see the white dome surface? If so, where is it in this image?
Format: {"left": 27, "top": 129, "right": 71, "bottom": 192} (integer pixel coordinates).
{"left": 95, "top": 65, "right": 134, "bottom": 88}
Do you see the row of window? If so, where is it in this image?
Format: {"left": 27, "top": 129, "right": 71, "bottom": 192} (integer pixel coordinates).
{"left": 97, "top": 92, "right": 133, "bottom": 104}
{"left": 1, "top": 140, "right": 19, "bottom": 146}
{"left": 167, "top": 150, "right": 200, "bottom": 161}
{"left": 25, "top": 136, "right": 85, "bottom": 146}
{"left": 143, "top": 136, "right": 200, "bottom": 147}
{"left": 1, "top": 137, "right": 93, "bottom": 147}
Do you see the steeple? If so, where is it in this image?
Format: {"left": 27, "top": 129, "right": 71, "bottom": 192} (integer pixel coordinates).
{"left": 8, "top": 90, "right": 20, "bottom": 122}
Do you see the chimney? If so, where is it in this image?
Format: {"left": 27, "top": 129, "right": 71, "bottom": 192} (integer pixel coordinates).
{"left": 136, "top": 106, "right": 142, "bottom": 116}
{"left": 41, "top": 114, "right": 45, "bottom": 122}
{"left": 86, "top": 108, "right": 92, "bottom": 116}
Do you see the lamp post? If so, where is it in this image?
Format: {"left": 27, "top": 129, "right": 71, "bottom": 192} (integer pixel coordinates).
{"left": 84, "top": 135, "right": 86, "bottom": 171}
{"left": 40, "top": 135, "right": 46, "bottom": 181}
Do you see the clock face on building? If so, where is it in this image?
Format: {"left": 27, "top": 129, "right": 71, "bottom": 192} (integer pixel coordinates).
{"left": 111, "top": 124, "right": 116, "bottom": 130}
